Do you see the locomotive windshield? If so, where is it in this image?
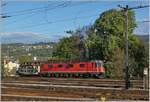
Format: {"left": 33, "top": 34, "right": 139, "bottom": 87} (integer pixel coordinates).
{"left": 95, "top": 60, "right": 103, "bottom": 68}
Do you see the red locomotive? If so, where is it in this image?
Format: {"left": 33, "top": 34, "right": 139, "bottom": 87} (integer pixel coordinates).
{"left": 17, "top": 60, "right": 105, "bottom": 78}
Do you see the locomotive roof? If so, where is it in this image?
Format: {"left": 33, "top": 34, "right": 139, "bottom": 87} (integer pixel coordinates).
{"left": 22, "top": 60, "right": 103, "bottom": 64}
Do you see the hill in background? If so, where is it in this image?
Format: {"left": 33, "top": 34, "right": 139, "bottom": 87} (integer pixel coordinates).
{"left": 136, "top": 34, "right": 149, "bottom": 43}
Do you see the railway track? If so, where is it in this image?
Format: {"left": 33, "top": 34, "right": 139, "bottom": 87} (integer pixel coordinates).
{"left": 2, "top": 86, "right": 97, "bottom": 101}
{"left": 2, "top": 76, "right": 144, "bottom": 89}
{"left": 1, "top": 77, "right": 148, "bottom": 101}
{"left": 2, "top": 80, "right": 143, "bottom": 89}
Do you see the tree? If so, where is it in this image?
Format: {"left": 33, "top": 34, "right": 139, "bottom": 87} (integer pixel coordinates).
{"left": 94, "top": 9, "right": 136, "bottom": 37}
{"left": 129, "top": 38, "right": 148, "bottom": 79}
{"left": 53, "top": 28, "right": 87, "bottom": 60}
{"left": 85, "top": 9, "right": 137, "bottom": 78}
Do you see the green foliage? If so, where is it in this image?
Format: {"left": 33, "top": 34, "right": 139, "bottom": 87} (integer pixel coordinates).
{"left": 1, "top": 42, "right": 54, "bottom": 61}
{"left": 106, "top": 48, "right": 124, "bottom": 78}
{"left": 95, "top": 9, "right": 136, "bottom": 36}
{"left": 53, "top": 36, "right": 77, "bottom": 59}
{"left": 129, "top": 38, "right": 148, "bottom": 79}
{"left": 53, "top": 28, "right": 85, "bottom": 60}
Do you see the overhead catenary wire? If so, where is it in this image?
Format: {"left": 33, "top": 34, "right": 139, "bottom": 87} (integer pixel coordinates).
{"left": 1, "top": 1, "right": 93, "bottom": 18}
{"left": 3, "top": 1, "right": 93, "bottom": 26}
{"left": 4, "top": 1, "right": 60, "bottom": 25}
{"left": 1, "top": 1, "right": 8, "bottom": 7}
{"left": 2, "top": 2, "right": 73, "bottom": 26}
{"left": 0, "top": 1, "right": 67, "bottom": 15}
{"left": 0, "top": 2, "right": 64, "bottom": 22}
{"left": 1, "top": 2, "right": 68, "bottom": 17}
{"left": 6, "top": 14, "right": 99, "bottom": 30}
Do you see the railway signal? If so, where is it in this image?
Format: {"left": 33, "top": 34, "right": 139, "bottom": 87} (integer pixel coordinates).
{"left": 118, "top": 4, "right": 149, "bottom": 89}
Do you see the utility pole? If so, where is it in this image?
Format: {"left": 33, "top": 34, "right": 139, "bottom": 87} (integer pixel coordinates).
{"left": 118, "top": 4, "right": 149, "bottom": 89}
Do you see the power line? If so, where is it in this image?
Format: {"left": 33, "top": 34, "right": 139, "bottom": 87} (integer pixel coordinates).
{"left": 1, "top": 1, "right": 92, "bottom": 18}
{"left": 1, "top": 1, "right": 8, "bottom": 7}
{"left": 2, "top": 1, "right": 92, "bottom": 26}
{"left": 2, "top": 2, "right": 70, "bottom": 24}
{"left": 1, "top": 2, "right": 67, "bottom": 17}
{"left": 0, "top": 1, "right": 10, "bottom": 19}
{"left": 6, "top": 14, "right": 98, "bottom": 30}
{"left": 0, "top": 2, "right": 67, "bottom": 15}
{"left": 137, "top": 20, "right": 150, "bottom": 23}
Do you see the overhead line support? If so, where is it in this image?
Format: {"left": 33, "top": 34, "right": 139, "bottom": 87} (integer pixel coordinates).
{"left": 118, "top": 4, "right": 149, "bottom": 90}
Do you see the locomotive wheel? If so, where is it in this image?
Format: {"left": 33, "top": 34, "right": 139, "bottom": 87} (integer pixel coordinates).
{"left": 90, "top": 74, "right": 94, "bottom": 78}
{"left": 79, "top": 74, "right": 82, "bottom": 78}
{"left": 72, "top": 73, "right": 75, "bottom": 78}
{"left": 44, "top": 73, "right": 47, "bottom": 77}
{"left": 62, "top": 73, "right": 65, "bottom": 78}
{"left": 56, "top": 73, "right": 59, "bottom": 78}
{"left": 80, "top": 74, "right": 83, "bottom": 78}
{"left": 64, "top": 74, "right": 66, "bottom": 78}
{"left": 83, "top": 74, "right": 86, "bottom": 78}
{"left": 75, "top": 73, "right": 79, "bottom": 78}
{"left": 57, "top": 73, "right": 60, "bottom": 78}
{"left": 84, "top": 74, "right": 87, "bottom": 78}
{"left": 65, "top": 73, "right": 68, "bottom": 78}
{"left": 54, "top": 73, "right": 57, "bottom": 78}
{"left": 51, "top": 73, "right": 53, "bottom": 77}
{"left": 53, "top": 73, "right": 56, "bottom": 77}
{"left": 66, "top": 73, "right": 69, "bottom": 78}
{"left": 65, "top": 73, "right": 67, "bottom": 78}
{"left": 60, "top": 73, "right": 63, "bottom": 78}
{"left": 86, "top": 74, "right": 89, "bottom": 78}
{"left": 70, "top": 74, "right": 73, "bottom": 78}
{"left": 88, "top": 74, "right": 91, "bottom": 78}
{"left": 67, "top": 73, "right": 70, "bottom": 78}
{"left": 48, "top": 73, "right": 51, "bottom": 77}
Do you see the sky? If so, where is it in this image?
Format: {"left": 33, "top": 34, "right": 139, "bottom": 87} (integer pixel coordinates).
{"left": 1, "top": 0, "right": 149, "bottom": 43}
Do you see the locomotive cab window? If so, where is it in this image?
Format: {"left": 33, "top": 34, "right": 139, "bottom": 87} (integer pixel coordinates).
{"left": 99, "top": 63, "right": 102, "bottom": 67}
{"left": 80, "top": 64, "right": 85, "bottom": 68}
{"left": 95, "top": 61, "right": 103, "bottom": 68}
{"left": 58, "top": 64, "right": 63, "bottom": 68}
{"left": 48, "top": 64, "right": 53, "bottom": 68}
{"left": 98, "top": 61, "right": 102, "bottom": 67}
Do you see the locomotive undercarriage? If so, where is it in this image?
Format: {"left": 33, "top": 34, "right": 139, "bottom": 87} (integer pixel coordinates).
{"left": 40, "top": 72, "right": 104, "bottom": 78}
